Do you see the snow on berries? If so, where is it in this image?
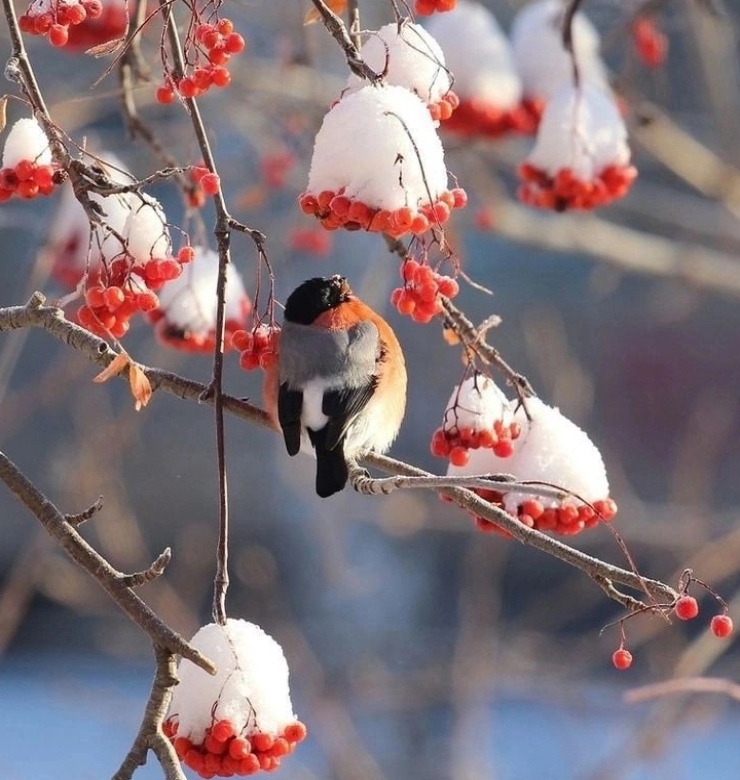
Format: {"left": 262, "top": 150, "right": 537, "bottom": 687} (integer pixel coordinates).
{"left": 431, "top": 373, "right": 520, "bottom": 465}
{"left": 510, "top": 0, "right": 609, "bottom": 120}
{"left": 299, "top": 85, "right": 466, "bottom": 238}
{"left": 425, "top": 0, "right": 536, "bottom": 139}
{"left": 165, "top": 619, "right": 306, "bottom": 778}
{"left": 19, "top": 0, "right": 103, "bottom": 47}
{"left": 343, "top": 21, "right": 458, "bottom": 123}
{"left": 147, "top": 246, "right": 250, "bottom": 353}
{"left": 0, "top": 117, "right": 58, "bottom": 202}
{"left": 391, "top": 258, "right": 460, "bottom": 323}
{"left": 156, "top": 18, "right": 245, "bottom": 103}
{"left": 232, "top": 324, "right": 280, "bottom": 371}
{"left": 445, "top": 382, "right": 617, "bottom": 537}
{"left": 518, "top": 84, "right": 637, "bottom": 211}
{"left": 75, "top": 194, "right": 187, "bottom": 339}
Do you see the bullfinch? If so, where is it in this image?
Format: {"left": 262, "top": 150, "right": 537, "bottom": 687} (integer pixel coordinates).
{"left": 270, "top": 275, "right": 407, "bottom": 498}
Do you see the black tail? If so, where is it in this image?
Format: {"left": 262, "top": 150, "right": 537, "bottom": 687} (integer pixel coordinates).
{"left": 307, "top": 427, "right": 348, "bottom": 498}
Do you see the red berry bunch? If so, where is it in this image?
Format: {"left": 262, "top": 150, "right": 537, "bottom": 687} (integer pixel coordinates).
{"left": 415, "top": 0, "right": 457, "bottom": 15}
{"left": 469, "top": 493, "right": 617, "bottom": 538}
{"left": 164, "top": 717, "right": 307, "bottom": 778}
{"left": 612, "top": 647, "right": 633, "bottom": 671}
{"left": 233, "top": 325, "right": 280, "bottom": 371}
{"left": 19, "top": 0, "right": 103, "bottom": 47}
{"left": 431, "top": 419, "right": 522, "bottom": 466}
{"left": 261, "top": 152, "right": 296, "bottom": 189}
{"left": 65, "top": 0, "right": 128, "bottom": 49}
{"left": 631, "top": 17, "right": 668, "bottom": 68}
{"left": 442, "top": 99, "right": 539, "bottom": 140}
{"left": 289, "top": 227, "right": 332, "bottom": 256}
{"left": 0, "top": 159, "right": 59, "bottom": 201}
{"left": 391, "top": 260, "right": 459, "bottom": 324}
{"left": 298, "top": 186, "right": 467, "bottom": 238}
{"left": 428, "top": 91, "right": 460, "bottom": 122}
{"left": 76, "top": 249, "right": 189, "bottom": 339}
{"left": 156, "top": 19, "right": 245, "bottom": 102}
{"left": 186, "top": 165, "right": 221, "bottom": 208}
{"left": 518, "top": 163, "right": 638, "bottom": 211}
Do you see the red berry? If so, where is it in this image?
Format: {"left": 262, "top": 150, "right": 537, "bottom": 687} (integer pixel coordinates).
{"left": 210, "top": 66, "right": 231, "bottom": 88}
{"left": 14, "top": 160, "right": 35, "bottom": 182}
{"left": 200, "top": 28, "right": 220, "bottom": 50}
{"left": 675, "top": 595, "right": 699, "bottom": 621}
{"left": 156, "top": 84, "right": 176, "bottom": 104}
{"left": 449, "top": 445, "right": 470, "bottom": 467}
{"left": 177, "top": 246, "right": 195, "bottom": 263}
{"left": 48, "top": 23, "right": 69, "bottom": 47}
{"left": 224, "top": 32, "right": 245, "bottom": 54}
{"left": 612, "top": 648, "right": 633, "bottom": 670}
{"left": 217, "top": 18, "right": 234, "bottom": 35}
{"left": 103, "top": 286, "right": 125, "bottom": 310}
{"left": 200, "top": 173, "right": 220, "bottom": 195}
{"left": 178, "top": 77, "right": 197, "bottom": 99}
{"left": 16, "top": 180, "right": 39, "bottom": 199}
{"left": 710, "top": 614, "right": 733, "bottom": 638}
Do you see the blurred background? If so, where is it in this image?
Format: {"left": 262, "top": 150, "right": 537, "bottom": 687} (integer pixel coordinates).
{"left": 1, "top": 0, "right": 740, "bottom": 778}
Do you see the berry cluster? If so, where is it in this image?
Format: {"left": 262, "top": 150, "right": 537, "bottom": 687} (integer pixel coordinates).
{"left": 77, "top": 249, "right": 191, "bottom": 339}
{"left": 261, "top": 152, "right": 296, "bottom": 189}
{"left": 232, "top": 325, "right": 280, "bottom": 371}
{"left": 431, "top": 419, "right": 521, "bottom": 465}
{"left": 164, "top": 717, "right": 307, "bottom": 778}
{"left": 518, "top": 163, "right": 638, "bottom": 211}
{"left": 289, "top": 227, "right": 332, "bottom": 256}
{"left": 156, "top": 19, "right": 245, "bottom": 103}
{"left": 442, "top": 99, "right": 539, "bottom": 140}
{"left": 631, "top": 17, "right": 668, "bottom": 68}
{"left": 428, "top": 91, "right": 460, "bottom": 122}
{"left": 186, "top": 165, "right": 221, "bottom": 208}
{"left": 391, "top": 260, "right": 460, "bottom": 324}
{"left": 468, "top": 491, "right": 618, "bottom": 538}
{"left": 414, "top": 0, "right": 457, "bottom": 15}
{"left": 298, "top": 187, "right": 467, "bottom": 238}
{"left": 65, "top": 0, "right": 128, "bottom": 49}
{"left": 19, "top": 0, "right": 103, "bottom": 47}
{"left": 0, "top": 159, "right": 59, "bottom": 201}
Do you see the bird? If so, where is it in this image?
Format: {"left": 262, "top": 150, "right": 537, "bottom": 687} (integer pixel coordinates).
{"left": 269, "top": 275, "right": 407, "bottom": 498}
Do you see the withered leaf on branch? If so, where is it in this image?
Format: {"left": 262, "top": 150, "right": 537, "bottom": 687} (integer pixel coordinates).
{"left": 85, "top": 35, "right": 128, "bottom": 58}
{"left": 93, "top": 353, "right": 152, "bottom": 411}
{"left": 304, "top": 0, "right": 347, "bottom": 25}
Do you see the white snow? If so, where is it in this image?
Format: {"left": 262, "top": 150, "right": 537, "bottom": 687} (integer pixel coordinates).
{"left": 123, "top": 194, "right": 171, "bottom": 262}
{"left": 156, "top": 247, "right": 248, "bottom": 333}
{"left": 501, "top": 397, "right": 610, "bottom": 512}
{"left": 425, "top": 0, "right": 522, "bottom": 108}
{"left": 168, "top": 619, "right": 297, "bottom": 745}
{"left": 443, "top": 374, "right": 509, "bottom": 433}
{"left": 344, "top": 21, "right": 452, "bottom": 105}
{"left": 526, "top": 83, "right": 630, "bottom": 179}
{"left": 306, "top": 84, "right": 449, "bottom": 211}
{"left": 2, "top": 117, "right": 52, "bottom": 168}
{"left": 510, "top": 0, "right": 608, "bottom": 102}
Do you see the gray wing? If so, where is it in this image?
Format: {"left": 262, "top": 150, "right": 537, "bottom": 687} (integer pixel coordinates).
{"left": 278, "top": 320, "right": 379, "bottom": 454}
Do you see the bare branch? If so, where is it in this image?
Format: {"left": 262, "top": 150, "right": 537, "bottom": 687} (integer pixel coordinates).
{"left": 65, "top": 495, "right": 104, "bottom": 526}
{"left": 625, "top": 676, "right": 740, "bottom": 704}
{"left": 0, "top": 445, "right": 214, "bottom": 674}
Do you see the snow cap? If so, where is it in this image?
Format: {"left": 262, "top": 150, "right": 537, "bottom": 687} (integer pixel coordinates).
{"left": 2, "top": 117, "right": 53, "bottom": 168}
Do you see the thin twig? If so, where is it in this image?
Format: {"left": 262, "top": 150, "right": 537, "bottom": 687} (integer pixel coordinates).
{"left": 119, "top": 548, "right": 172, "bottom": 588}
{"left": 625, "top": 676, "right": 740, "bottom": 704}
{"left": 65, "top": 495, "right": 104, "bottom": 526}
{"left": 0, "top": 447, "right": 214, "bottom": 673}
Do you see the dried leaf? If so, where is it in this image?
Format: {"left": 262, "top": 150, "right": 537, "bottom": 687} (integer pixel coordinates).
{"left": 85, "top": 35, "right": 127, "bottom": 57}
{"left": 129, "top": 364, "right": 152, "bottom": 411}
{"left": 0, "top": 96, "right": 7, "bottom": 134}
{"left": 236, "top": 184, "right": 267, "bottom": 210}
{"left": 93, "top": 353, "right": 130, "bottom": 383}
{"left": 304, "top": 0, "right": 347, "bottom": 25}
{"left": 442, "top": 327, "right": 460, "bottom": 346}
